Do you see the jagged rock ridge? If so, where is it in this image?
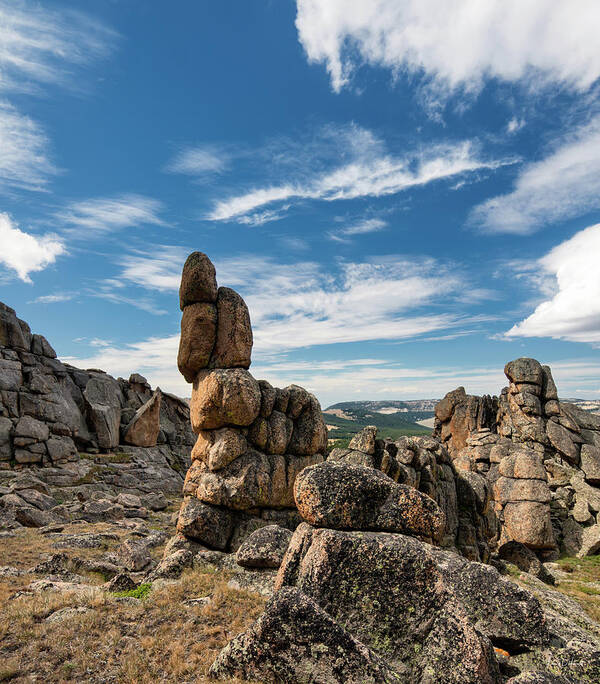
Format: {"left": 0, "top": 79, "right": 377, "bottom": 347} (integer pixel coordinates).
{"left": 0, "top": 301, "right": 195, "bottom": 529}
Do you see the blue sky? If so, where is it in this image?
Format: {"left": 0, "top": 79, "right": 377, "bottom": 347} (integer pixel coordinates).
{"left": 1, "top": 0, "right": 600, "bottom": 406}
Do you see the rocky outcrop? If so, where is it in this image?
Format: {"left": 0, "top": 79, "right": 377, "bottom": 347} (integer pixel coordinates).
{"left": 435, "top": 357, "right": 600, "bottom": 558}
{"left": 173, "top": 252, "right": 327, "bottom": 553}
{"left": 211, "top": 455, "right": 595, "bottom": 683}
{"left": 0, "top": 301, "right": 195, "bottom": 530}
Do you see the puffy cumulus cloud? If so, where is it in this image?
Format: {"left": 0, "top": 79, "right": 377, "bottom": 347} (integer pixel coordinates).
{"left": 0, "top": 212, "right": 65, "bottom": 282}
{"left": 472, "top": 116, "right": 600, "bottom": 234}
{"left": 295, "top": 0, "right": 600, "bottom": 98}
{"left": 56, "top": 194, "right": 166, "bottom": 238}
{"left": 506, "top": 224, "right": 600, "bottom": 343}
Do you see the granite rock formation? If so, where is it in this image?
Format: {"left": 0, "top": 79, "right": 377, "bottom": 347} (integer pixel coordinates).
{"left": 173, "top": 252, "right": 327, "bottom": 553}
{"left": 0, "top": 301, "right": 195, "bottom": 530}
{"left": 435, "top": 358, "right": 600, "bottom": 558}
{"left": 210, "top": 455, "right": 599, "bottom": 683}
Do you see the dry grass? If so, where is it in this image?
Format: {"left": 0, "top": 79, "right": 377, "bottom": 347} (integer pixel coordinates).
{"left": 512, "top": 554, "right": 600, "bottom": 625}
{"left": 549, "top": 555, "right": 600, "bottom": 623}
{"left": 0, "top": 523, "right": 265, "bottom": 683}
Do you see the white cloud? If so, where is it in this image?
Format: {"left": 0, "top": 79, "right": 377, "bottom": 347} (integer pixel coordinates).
{"left": 166, "top": 145, "right": 228, "bottom": 175}
{"left": 0, "top": 101, "right": 56, "bottom": 191}
{"left": 506, "top": 118, "right": 525, "bottom": 134}
{"left": 0, "top": 0, "right": 116, "bottom": 94}
{"left": 209, "top": 139, "right": 508, "bottom": 223}
{"left": 329, "top": 217, "right": 387, "bottom": 242}
{"left": 31, "top": 292, "right": 74, "bottom": 304}
{"left": 108, "top": 249, "right": 489, "bottom": 349}
{"left": 507, "top": 223, "right": 600, "bottom": 343}
{"left": 0, "top": 212, "right": 65, "bottom": 282}
{"left": 295, "top": 0, "right": 600, "bottom": 98}
{"left": 115, "top": 246, "right": 187, "bottom": 291}
{"left": 56, "top": 194, "right": 166, "bottom": 237}
{"left": 61, "top": 331, "right": 600, "bottom": 406}
{"left": 472, "top": 116, "right": 600, "bottom": 234}
{"left": 66, "top": 251, "right": 494, "bottom": 399}
{"left": 0, "top": 2, "right": 115, "bottom": 192}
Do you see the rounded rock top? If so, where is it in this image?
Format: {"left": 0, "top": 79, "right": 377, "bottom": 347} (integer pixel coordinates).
{"left": 179, "top": 251, "right": 218, "bottom": 310}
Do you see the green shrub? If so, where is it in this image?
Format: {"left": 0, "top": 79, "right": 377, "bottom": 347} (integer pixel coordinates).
{"left": 112, "top": 583, "right": 152, "bottom": 599}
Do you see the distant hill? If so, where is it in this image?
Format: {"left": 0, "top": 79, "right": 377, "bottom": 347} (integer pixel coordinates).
{"left": 323, "top": 400, "right": 437, "bottom": 443}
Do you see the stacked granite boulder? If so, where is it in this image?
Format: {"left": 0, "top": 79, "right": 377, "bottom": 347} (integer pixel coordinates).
{"left": 435, "top": 357, "right": 600, "bottom": 558}
{"left": 174, "top": 252, "right": 327, "bottom": 552}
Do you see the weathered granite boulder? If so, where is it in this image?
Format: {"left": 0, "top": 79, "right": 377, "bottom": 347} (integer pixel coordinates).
{"left": 262, "top": 525, "right": 505, "bottom": 682}
{"left": 83, "top": 374, "right": 123, "bottom": 450}
{"left": 177, "top": 302, "right": 217, "bottom": 382}
{"left": 294, "top": 461, "right": 446, "bottom": 543}
{"left": 179, "top": 251, "right": 218, "bottom": 309}
{"left": 123, "top": 388, "right": 162, "bottom": 447}
{"left": 209, "top": 587, "right": 402, "bottom": 683}
{"left": 235, "top": 524, "right": 293, "bottom": 568}
{"left": 209, "top": 287, "right": 252, "bottom": 369}
{"left": 190, "top": 368, "right": 261, "bottom": 430}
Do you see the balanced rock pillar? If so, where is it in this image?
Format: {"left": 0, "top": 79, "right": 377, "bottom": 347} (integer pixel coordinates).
{"left": 175, "top": 252, "right": 327, "bottom": 552}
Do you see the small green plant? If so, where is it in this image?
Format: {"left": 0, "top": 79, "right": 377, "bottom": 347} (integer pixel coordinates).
{"left": 112, "top": 583, "right": 152, "bottom": 599}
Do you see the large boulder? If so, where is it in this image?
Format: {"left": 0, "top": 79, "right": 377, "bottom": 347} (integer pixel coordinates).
{"left": 177, "top": 302, "right": 217, "bottom": 382}
{"left": 176, "top": 497, "right": 233, "bottom": 550}
{"left": 190, "top": 368, "right": 261, "bottom": 430}
{"left": 179, "top": 251, "right": 218, "bottom": 309}
{"left": 209, "top": 287, "right": 253, "bottom": 369}
{"left": 294, "top": 461, "right": 446, "bottom": 543}
{"left": 83, "top": 374, "right": 123, "bottom": 449}
{"left": 196, "top": 449, "right": 323, "bottom": 511}
{"left": 191, "top": 427, "right": 248, "bottom": 471}
{"left": 235, "top": 524, "right": 293, "bottom": 569}
{"left": 209, "top": 587, "right": 402, "bottom": 683}
{"left": 273, "top": 525, "right": 501, "bottom": 682}
{"left": 123, "top": 388, "right": 162, "bottom": 447}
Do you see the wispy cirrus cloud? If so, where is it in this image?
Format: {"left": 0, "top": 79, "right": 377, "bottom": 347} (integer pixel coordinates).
{"left": 295, "top": 0, "right": 600, "bottom": 100}
{"left": 0, "top": 1, "right": 116, "bottom": 193}
{"left": 0, "top": 102, "right": 56, "bottom": 192}
{"left": 0, "top": 212, "right": 65, "bottom": 283}
{"left": 0, "top": 0, "right": 117, "bottom": 95}
{"left": 56, "top": 194, "right": 166, "bottom": 238}
{"left": 165, "top": 145, "right": 229, "bottom": 176}
{"left": 109, "top": 248, "right": 490, "bottom": 350}
{"left": 506, "top": 223, "right": 600, "bottom": 344}
{"left": 328, "top": 217, "right": 388, "bottom": 243}
{"left": 208, "top": 137, "right": 510, "bottom": 224}
{"left": 30, "top": 292, "right": 75, "bottom": 304}
{"left": 471, "top": 115, "right": 600, "bottom": 234}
